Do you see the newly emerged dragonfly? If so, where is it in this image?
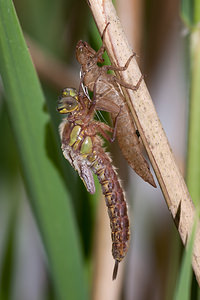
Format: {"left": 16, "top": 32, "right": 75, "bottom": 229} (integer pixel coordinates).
{"left": 76, "top": 24, "right": 156, "bottom": 188}
{"left": 57, "top": 87, "right": 129, "bottom": 279}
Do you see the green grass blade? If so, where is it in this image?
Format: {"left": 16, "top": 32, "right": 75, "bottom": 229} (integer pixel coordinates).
{"left": 194, "top": 0, "right": 200, "bottom": 24}
{"left": 181, "top": 0, "right": 200, "bottom": 27}
{"left": 186, "top": 30, "right": 200, "bottom": 205}
{"left": 174, "top": 214, "right": 198, "bottom": 300}
{"left": 181, "top": 0, "right": 194, "bottom": 27}
{"left": 0, "top": 202, "right": 16, "bottom": 300}
{"left": 185, "top": 0, "right": 200, "bottom": 206}
{"left": 181, "top": 1, "right": 200, "bottom": 299}
{"left": 0, "top": 1, "right": 88, "bottom": 299}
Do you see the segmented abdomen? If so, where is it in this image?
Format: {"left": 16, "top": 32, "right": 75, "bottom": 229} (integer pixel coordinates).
{"left": 88, "top": 149, "right": 130, "bottom": 276}
{"left": 60, "top": 119, "right": 130, "bottom": 279}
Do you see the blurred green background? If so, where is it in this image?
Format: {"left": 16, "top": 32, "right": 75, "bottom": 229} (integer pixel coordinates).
{"left": 0, "top": 0, "right": 200, "bottom": 299}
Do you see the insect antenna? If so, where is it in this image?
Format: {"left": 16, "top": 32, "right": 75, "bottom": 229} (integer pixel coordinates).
{"left": 112, "top": 260, "right": 119, "bottom": 280}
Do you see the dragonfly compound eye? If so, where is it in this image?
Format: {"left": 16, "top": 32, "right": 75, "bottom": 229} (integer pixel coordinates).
{"left": 57, "top": 96, "right": 78, "bottom": 114}
{"left": 61, "top": 87, "right": 78, "bottom": 98}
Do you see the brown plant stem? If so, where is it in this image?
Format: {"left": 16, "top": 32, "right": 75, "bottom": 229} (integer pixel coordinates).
{"left": 87, "top": 0, "right": 200, "bottom": 285}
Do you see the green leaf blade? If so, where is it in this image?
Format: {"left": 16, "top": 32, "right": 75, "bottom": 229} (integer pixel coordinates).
{"left": 0, "top": 1, "right": 88, "bottom": 299}
{"left": 174, "top": 216, "right": 198, "bottom": 300}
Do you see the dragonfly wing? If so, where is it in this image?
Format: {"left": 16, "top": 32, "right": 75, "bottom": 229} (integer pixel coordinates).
{"left": 80, "top": 163, "right": 96, "bottom": 194}
{"left": 72, "top": 156, "right": 95, "bottom": 194}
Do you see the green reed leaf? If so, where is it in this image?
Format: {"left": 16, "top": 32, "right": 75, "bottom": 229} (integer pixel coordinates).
{"left": 0, "top": 1, "right": 88, "bottom": 299}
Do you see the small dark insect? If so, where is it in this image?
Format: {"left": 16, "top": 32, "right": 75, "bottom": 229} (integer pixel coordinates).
{"left": 76, "top": 23, "right": 156, "bottom": 187}
{"left": 57, "top": 87, "right": 129, "bottom": 279}
{"left": 136, "top": 129, "right": 140, "bottom": 138}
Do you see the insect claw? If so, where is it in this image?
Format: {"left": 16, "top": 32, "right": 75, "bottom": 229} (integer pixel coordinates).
{"left": 101, "top": 22, "right": 110, "bottom": 39}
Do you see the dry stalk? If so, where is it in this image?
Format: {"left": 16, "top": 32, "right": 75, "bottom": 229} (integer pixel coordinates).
{"left": 87, "top": 0, "right": 200, "bottom": 285}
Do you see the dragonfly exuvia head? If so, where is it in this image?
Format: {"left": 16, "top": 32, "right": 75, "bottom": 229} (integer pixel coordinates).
{"left": 76, "top": 40, "right": 96, "bottom": 64}
{"left": 76, "top": 40, "right": 104, "bottom": 65}
{"left": 57, "top": 88, "right": 79, "bottom": 114}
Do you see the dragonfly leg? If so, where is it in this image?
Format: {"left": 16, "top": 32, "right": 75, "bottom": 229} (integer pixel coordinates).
{"left": 95, "top": 23, "right": 110, "bottom": 62}
{"left": 110, "top": 105, "right": 122, "bottom": 142}
{"left": 114, "top": 74, "right": 144, "bottom": 91}
{"left": 102, "top": 53, "right": 136, "bottom": 72}
{"left": 101, "top": 22, "right": 110, "bottom": 41}
{"left": 95, "top": 106, "right": 121, "bottom": 144}
{"left": 96, "top": 124, "right": 114, "bottom": 143}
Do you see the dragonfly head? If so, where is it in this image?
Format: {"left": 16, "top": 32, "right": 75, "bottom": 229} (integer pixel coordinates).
{"left": 76, "top": 40, "right": 104, "bottom": 65}
{"left": 57, "top": 88, "right": 79, "bottom": 114}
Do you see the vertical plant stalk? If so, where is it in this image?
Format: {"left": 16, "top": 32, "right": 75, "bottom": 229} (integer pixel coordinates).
{"left": 87, "top": 0, "right": 200, "bottom": 284}
{"left": 187, "top": 29, "right": 200, "bottom": 205}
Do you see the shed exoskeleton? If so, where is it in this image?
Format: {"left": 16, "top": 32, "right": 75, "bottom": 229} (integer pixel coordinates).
{"left": 76, "top": 23, "right": 156, "bottom": 188}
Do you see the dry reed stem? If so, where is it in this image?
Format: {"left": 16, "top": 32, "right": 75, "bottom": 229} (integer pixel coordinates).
{"left": 87, "top": 0, "right": 200, "bottom": 285}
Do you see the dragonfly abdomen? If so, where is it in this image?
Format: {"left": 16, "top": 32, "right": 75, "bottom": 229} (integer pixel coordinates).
{"left": 90, "top": 151, "right": 130, "bottom": 278}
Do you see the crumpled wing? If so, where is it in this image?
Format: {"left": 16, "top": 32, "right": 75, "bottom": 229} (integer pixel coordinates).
{"left": 62, "top": 143, "right": 96, "bottom": 194}
{"left": 80, "top": 162, "right": 95, "bottom": 194}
